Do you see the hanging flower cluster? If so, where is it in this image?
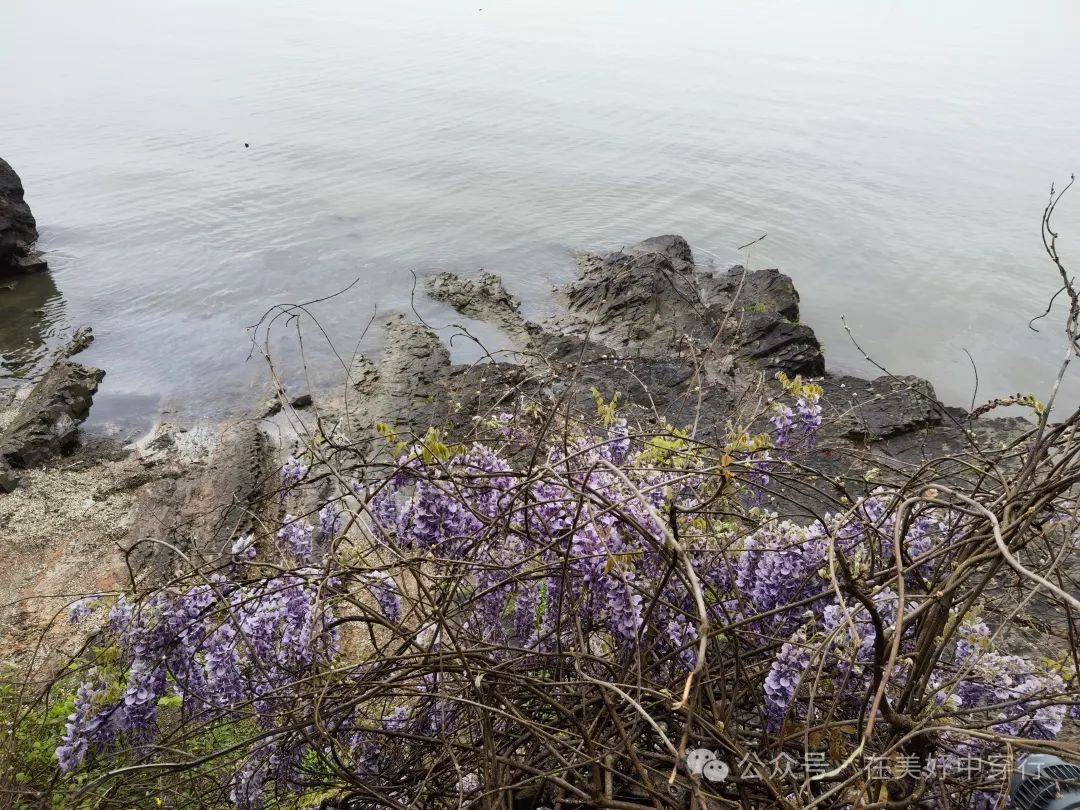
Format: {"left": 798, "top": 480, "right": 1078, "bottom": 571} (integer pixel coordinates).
{"left": 53, "top": 387, "right": 1077, "bottom": 809}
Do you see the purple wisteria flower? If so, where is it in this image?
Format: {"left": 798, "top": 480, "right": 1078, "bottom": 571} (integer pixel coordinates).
{"left": 318, "top": 502, "right": 343, "bottom": 541}
{"left": 68, "top": 596, "right": 100, "bottom": 624}
{"left": 51, "top": 383, "right": 1074, "bottom": 810}
{"left": 278, "top": 455, "right": 308, "bottom": 502}
{"left": 770, "top": 381, "right": 823, "bottom": 452}
{"left": 231, "top": 534, "right": 257, "bottom": 563}
{"left": 56, "top": 678, "right": 112, "bottom": 773}
{"left": 763, "top": 631, "right": 812, "bottom": 732}
{"left": 365, "top": 571, "right": 402, "bottom": 623}
{"left": 278, "top": 515, "right": 315, "bottom": 565}
{"left": 57, "top": 569, "right": 336, "bottom": 775}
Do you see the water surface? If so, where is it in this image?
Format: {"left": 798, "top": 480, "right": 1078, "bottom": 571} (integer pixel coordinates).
{"left": 2, "top": 0, "right": 1079, "bottom": 430}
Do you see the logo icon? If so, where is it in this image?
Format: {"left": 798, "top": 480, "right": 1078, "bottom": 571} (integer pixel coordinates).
{"left": 685, "top": 748, "right": 729, "bottom": 783}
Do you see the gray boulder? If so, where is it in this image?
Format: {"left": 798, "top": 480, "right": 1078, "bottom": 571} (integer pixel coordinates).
{"left": 822, "top": 375, "right": 943, "bottom": 442}
{"left": 0, "top": 158, "right": 46, "bottom": 275}
{"left": 558, "top": 235, "right": 711, "bottom": 351}
{"left": 0, "top": 331, "right": 104, "bottom": 468}
{"left": 555, "top": 235, "right": 823, "bottom": 375}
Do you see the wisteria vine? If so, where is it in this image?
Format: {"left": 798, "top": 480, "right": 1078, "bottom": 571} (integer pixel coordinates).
{"left": 43, "top": 377, "right": 1080, "bottom": 809}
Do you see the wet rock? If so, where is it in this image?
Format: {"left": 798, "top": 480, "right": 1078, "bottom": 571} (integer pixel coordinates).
{"left": 0, "top": 353, "right": 104, "bottom": 467}
{"left": 703, "top": 266, "right": 824, "bottom": 375}
{"left": 823, "top": 375, "right": 944, "bottom": 441}
{"left": 257, "top": 396, "right": 283, "bottom": 418}
{"left": 61, "top": 326, "right": 95, "bottom": 358}
{"left": 426, "top": 271, "right": 538, "bottom": 345}
{"left": 12, "top": 251, "right": 47, "bottom": 274}
{"left": 556, "top": 235, "right": 711, "bottom": 353}
{"left": 344, "top": 235, "right": 1030, "bottom": 516}
{"left": 881, "top": 409, "right": 1030, "bottom": 465}
{"left": 731, "top": 311, "right": 824, "bottom": 376}
{"left": 347, "top": 316, "right": 454, "bottom": 444}
{"left": 0, "top": 158, "right": 45, "bottom": 275}
{"left": 624, "top": 233, "right": 696, "bottom": 268}
{"left": 549, "top": 236, "right": 823, "bottom": 376}
{"left": 714, "top": 266, "right": 802, "bottom": 321}
{"left": 413, "top": 235, "right": 827, "bottom": 442}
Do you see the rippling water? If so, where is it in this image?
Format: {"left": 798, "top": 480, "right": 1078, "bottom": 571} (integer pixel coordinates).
{"left": 2, "top": 0, "right": 1079, "bottom": 431}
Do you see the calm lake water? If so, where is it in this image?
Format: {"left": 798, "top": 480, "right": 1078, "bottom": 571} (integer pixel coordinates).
{"left": 2, "top": 0, "right": 1079, "bottom": 432}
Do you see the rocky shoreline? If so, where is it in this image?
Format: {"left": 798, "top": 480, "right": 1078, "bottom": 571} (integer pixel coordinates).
{"left": 0, "top": 160, "right": 1030, "bottom": 671}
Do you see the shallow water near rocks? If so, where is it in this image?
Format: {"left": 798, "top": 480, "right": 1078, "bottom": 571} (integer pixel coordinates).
{"left": 2, "top": 0, "right": 1079, "bottom": 431}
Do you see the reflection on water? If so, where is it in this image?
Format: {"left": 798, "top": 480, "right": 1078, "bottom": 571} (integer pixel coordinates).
{"left": 0, "top": 271, "right": 158, "bottom": 441}
{"left": 1, "top": 0, "right": 1079, "bottom": 424}
{"left": 0, "top": 272, "right": 64, "bottom": 385}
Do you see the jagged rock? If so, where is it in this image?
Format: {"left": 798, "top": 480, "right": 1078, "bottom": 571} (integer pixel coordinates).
{"left": 556, "top": 235, "right": 712, "bottom": 353}
{"left": 731, "top": 311, "right": 824, "bottom": 376}
{"left": 630, "top": 233, "right": 695, "bottom": 266}
{"left": 61, "top": 326, "right": 95, "bottom": 358}
{"left": 349, "top": 354, "right": 380, "bottom": 392}
{"left": 0, "top": 158, "right": 45, "bottom": 275}
{"left": 12, "top": 251, "right": 47, "bottom": 274}
{"left": 0, "top": 330, "right": 103, "bottom": 471}
{"left": 350, "top": 238, "right": 768, "bottom": 447}
{"left": 421, "top": 236, "right": 825, "bottom": 382}
{"left": 347, "top": 316, "right": 454, "bottom": 443}
{"left": 550, "top": 236, "right": 823, "bottom": 376}
{"left": 125, "top": 421, "right": 270, "bottom": 577}
{"left": 426, "top": 271, "right": 538, "bottom": 345}
{"left": 393, "top": 235, "right": 828, "bottom": 445}
{"left": 0, "top": 354, "right": 104, "bottom": 467}
{"left": 344, "top": 235, "right": 1029, "bottom": 516}
{"left": 714, "top": 266, "right": 801, "bottom": 321}
{"left": 823, "top": 375, "right": 944, "bottom": 441}
{"left": 704, "top": 266, "right": 823, "bottom": 375}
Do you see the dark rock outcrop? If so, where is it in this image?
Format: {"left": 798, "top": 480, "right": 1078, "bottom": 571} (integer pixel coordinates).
{"left": 348, "top": 234, "right": 1027, "bottom": 516}
{"left": 346, "top": 238, "right": 826, "bottom": 454}
{"left": 551, "top": 236, "right": 823, "bottom": 376}
{"left": 729, "top": 308, "right": 823, "bottom": 377}
{"left": 823, "top": 375, "right": 944, "bottom": 441}
{"left": 0, "top": 158, "right": 46, "bottom": 275}
{"left": 0, "top": 331, "right": 104, "bottom": 468}
{"left": 347, "top": 315, "right": 464, "bottom": 441}
{"left": 426, "top": 271, "right": 539, "bottom": 346}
